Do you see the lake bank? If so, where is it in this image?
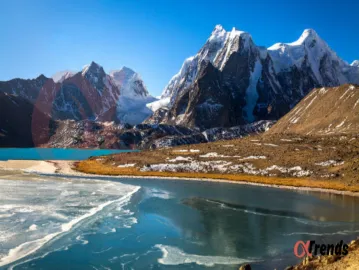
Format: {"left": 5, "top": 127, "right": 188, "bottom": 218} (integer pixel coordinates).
{"left": 1, "top": 169, "right": 359, "bottom": 269}
{"left": 75, "top": 159, "right": 359, "bottom": 196}
{"left": 1, "top": 159, "right": 359, "bottom": 197}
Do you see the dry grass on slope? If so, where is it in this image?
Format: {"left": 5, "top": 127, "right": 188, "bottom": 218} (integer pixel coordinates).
{"left": 75, "top": 159, "right": 359, "bottom": 193}
{"left": 75, "top": 132, "right": 359, "bottom": 193}
{"left": 268, "top": 84, "right": 359, "bottom": 136}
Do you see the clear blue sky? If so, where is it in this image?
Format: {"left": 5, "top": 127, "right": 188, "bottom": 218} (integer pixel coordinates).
{"left": 1, "top": 0, "right": 358, "bottom": 96}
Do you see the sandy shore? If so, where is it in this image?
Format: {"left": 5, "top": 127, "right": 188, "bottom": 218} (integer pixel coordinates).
{"left": 0, "top": 160, "right": 57, "bottom": 173}
{"left": 1, "top": 160, "right": 359, "bottom": 197}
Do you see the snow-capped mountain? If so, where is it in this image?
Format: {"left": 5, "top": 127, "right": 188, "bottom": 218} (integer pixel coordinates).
{"left": 110, "top": 67, "right": 150, "bottom": 99}
{"left": 0, "top": 62, "right": 155, "bottom": 125}
{"left": 109, "top": 67, "right": 157, "bottom": 124}
{"left": 152, "top": 25, "right": 359, "bottom": 130}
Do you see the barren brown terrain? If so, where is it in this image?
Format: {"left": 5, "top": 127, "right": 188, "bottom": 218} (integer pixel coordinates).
{"left": 269, "top": 84, "right": 359, "bottom": 135}
{"left": 76, "top": 132, "right": 359, "bottom": 193}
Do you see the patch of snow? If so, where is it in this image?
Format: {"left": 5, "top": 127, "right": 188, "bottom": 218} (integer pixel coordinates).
{"left": 168, "top": 156, "right": 192, "bottom": 162}
{"left": 315, "top": 160, "right": 345, "bottom": 167}
{"left": 52, "top": 70, "right": 75, "bottom": 83}
{"left": 263, "top": 143, "right": 278, "bottom": 147}
{"left": 238, "top": 156, "right": 266, "bottom": 161}
{"left": 200, "top": 152, "right": 226, "bottom": 158}
{"left": 339, "top": 88, "right": 352, "bottom": 100}
{"left": 199, "top": 152, "right": 240, "bottom": 158}
{"left": 336, "top": 119, "right": 346, "bottom": 128}
{"left": 318, "top": 87, "right": 328, "bottom": 95}
{"left": 243, "top": 59, "right": 262, "bottom": 122}
{"left": 117, "top": 164, "right": 136, "bottom": 168}
{"left": 141, "top": 160, "right": 232, "bottom": 173}
{"left": 146, "top": 97, "right": 171, "bottom": 112}
{"left": 266, "top": 165, "right": 312, "bottom": 176}
{"left": 190, "top": 149, "right": 200, "bottom": 153}
{"left": 353, "top": 98, "right": 359, "bottom": 109}
{"left": 304, "top": 96, "right": 317, "bottom": 110}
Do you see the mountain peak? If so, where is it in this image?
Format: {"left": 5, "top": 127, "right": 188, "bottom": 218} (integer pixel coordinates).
{"left": 209, "top": 25, "right": 250, "bottom": 42}
{"left": 290, "top": 28, "right": 322, "bottom": 46}
{"left": 109, "top": 66, "right": 136, "bottom": 80}
{"left": 212, "top": 24, "right": 224, "bottom": 33}
{"left": 301, "top": 28, "right": 318, "bottom": 38}
{"left": 119, "top": 66, "right": 136, "bottom": 75}
{"left": 36, "top": 74, "right": 48, "bottom": 81}
{"left": 209, "top": 24, "right": 227, "bottom": 41}
{"left": 109, "top": 67, "right": 150, "bottom": 99}
{"left": 351, "top": 60, "right": 359, "bottom": 67}
{"left": 81, "top": 61, "right": 105, "bottom": 76}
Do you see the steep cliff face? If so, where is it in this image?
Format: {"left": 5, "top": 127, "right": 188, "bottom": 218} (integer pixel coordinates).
{"left": 151, "top": 25, "right": 359, "bottom": 130}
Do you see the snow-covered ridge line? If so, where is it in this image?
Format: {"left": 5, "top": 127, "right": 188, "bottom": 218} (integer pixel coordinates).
{"left": 155, "top": 24, "right": 358, "bottom": 130}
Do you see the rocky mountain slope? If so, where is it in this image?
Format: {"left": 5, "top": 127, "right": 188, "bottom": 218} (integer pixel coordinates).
{"left": 149, "top": 25, "right": 359, "bottom": 130}
{"left": 0, "top": 62, "right": 155, "bottom": 125}
{"left": 0, "top": 92, "right": 54, "bottom": 147}
{"left": 268, "top": 84, "right": 359, "bottom": 135}
{"left": 43, "top": 120, "right": 274, "bottom": 149}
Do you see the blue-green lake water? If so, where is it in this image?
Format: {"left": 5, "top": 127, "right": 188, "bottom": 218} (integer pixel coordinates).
{"left": 1, "top": 173, "right": 359, "bottom": 270}
{"left": 0, "top": 148, "right": 135, "bottom": 161}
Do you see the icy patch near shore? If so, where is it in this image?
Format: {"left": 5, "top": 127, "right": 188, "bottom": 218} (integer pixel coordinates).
{"left": 0, "top": 179, "right": 140, "bottom": 267}
{"left": 27, "top": 225, "right": 37, "bottom": 232}
{"left": 155, "top": 244, "right": 256, "bottom": 267}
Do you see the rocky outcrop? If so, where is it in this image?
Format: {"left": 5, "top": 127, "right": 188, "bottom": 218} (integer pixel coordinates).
{"left": 43, "top": 120, "right": 274, "bottom": 149}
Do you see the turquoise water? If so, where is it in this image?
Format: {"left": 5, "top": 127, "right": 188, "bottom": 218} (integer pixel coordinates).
{"left": 0, "top": 148, "right": 136, "bottom": 161}
{"left": 1, "top": 174, "right": 359, "bottom": 269}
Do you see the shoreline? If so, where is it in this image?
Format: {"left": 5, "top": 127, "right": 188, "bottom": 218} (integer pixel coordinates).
{"left": 1, "top": 159, "right": 359, "bottom": 269}
{"left": 1, "top": 160, "right": 359, "bottom": 197}
{"left": 71, "top": 173, "right": 359, "bottom": 197}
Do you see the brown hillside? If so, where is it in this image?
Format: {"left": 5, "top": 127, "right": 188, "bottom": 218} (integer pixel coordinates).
{"left": 268, "top": 84, "right": 359, "bottom": 135}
